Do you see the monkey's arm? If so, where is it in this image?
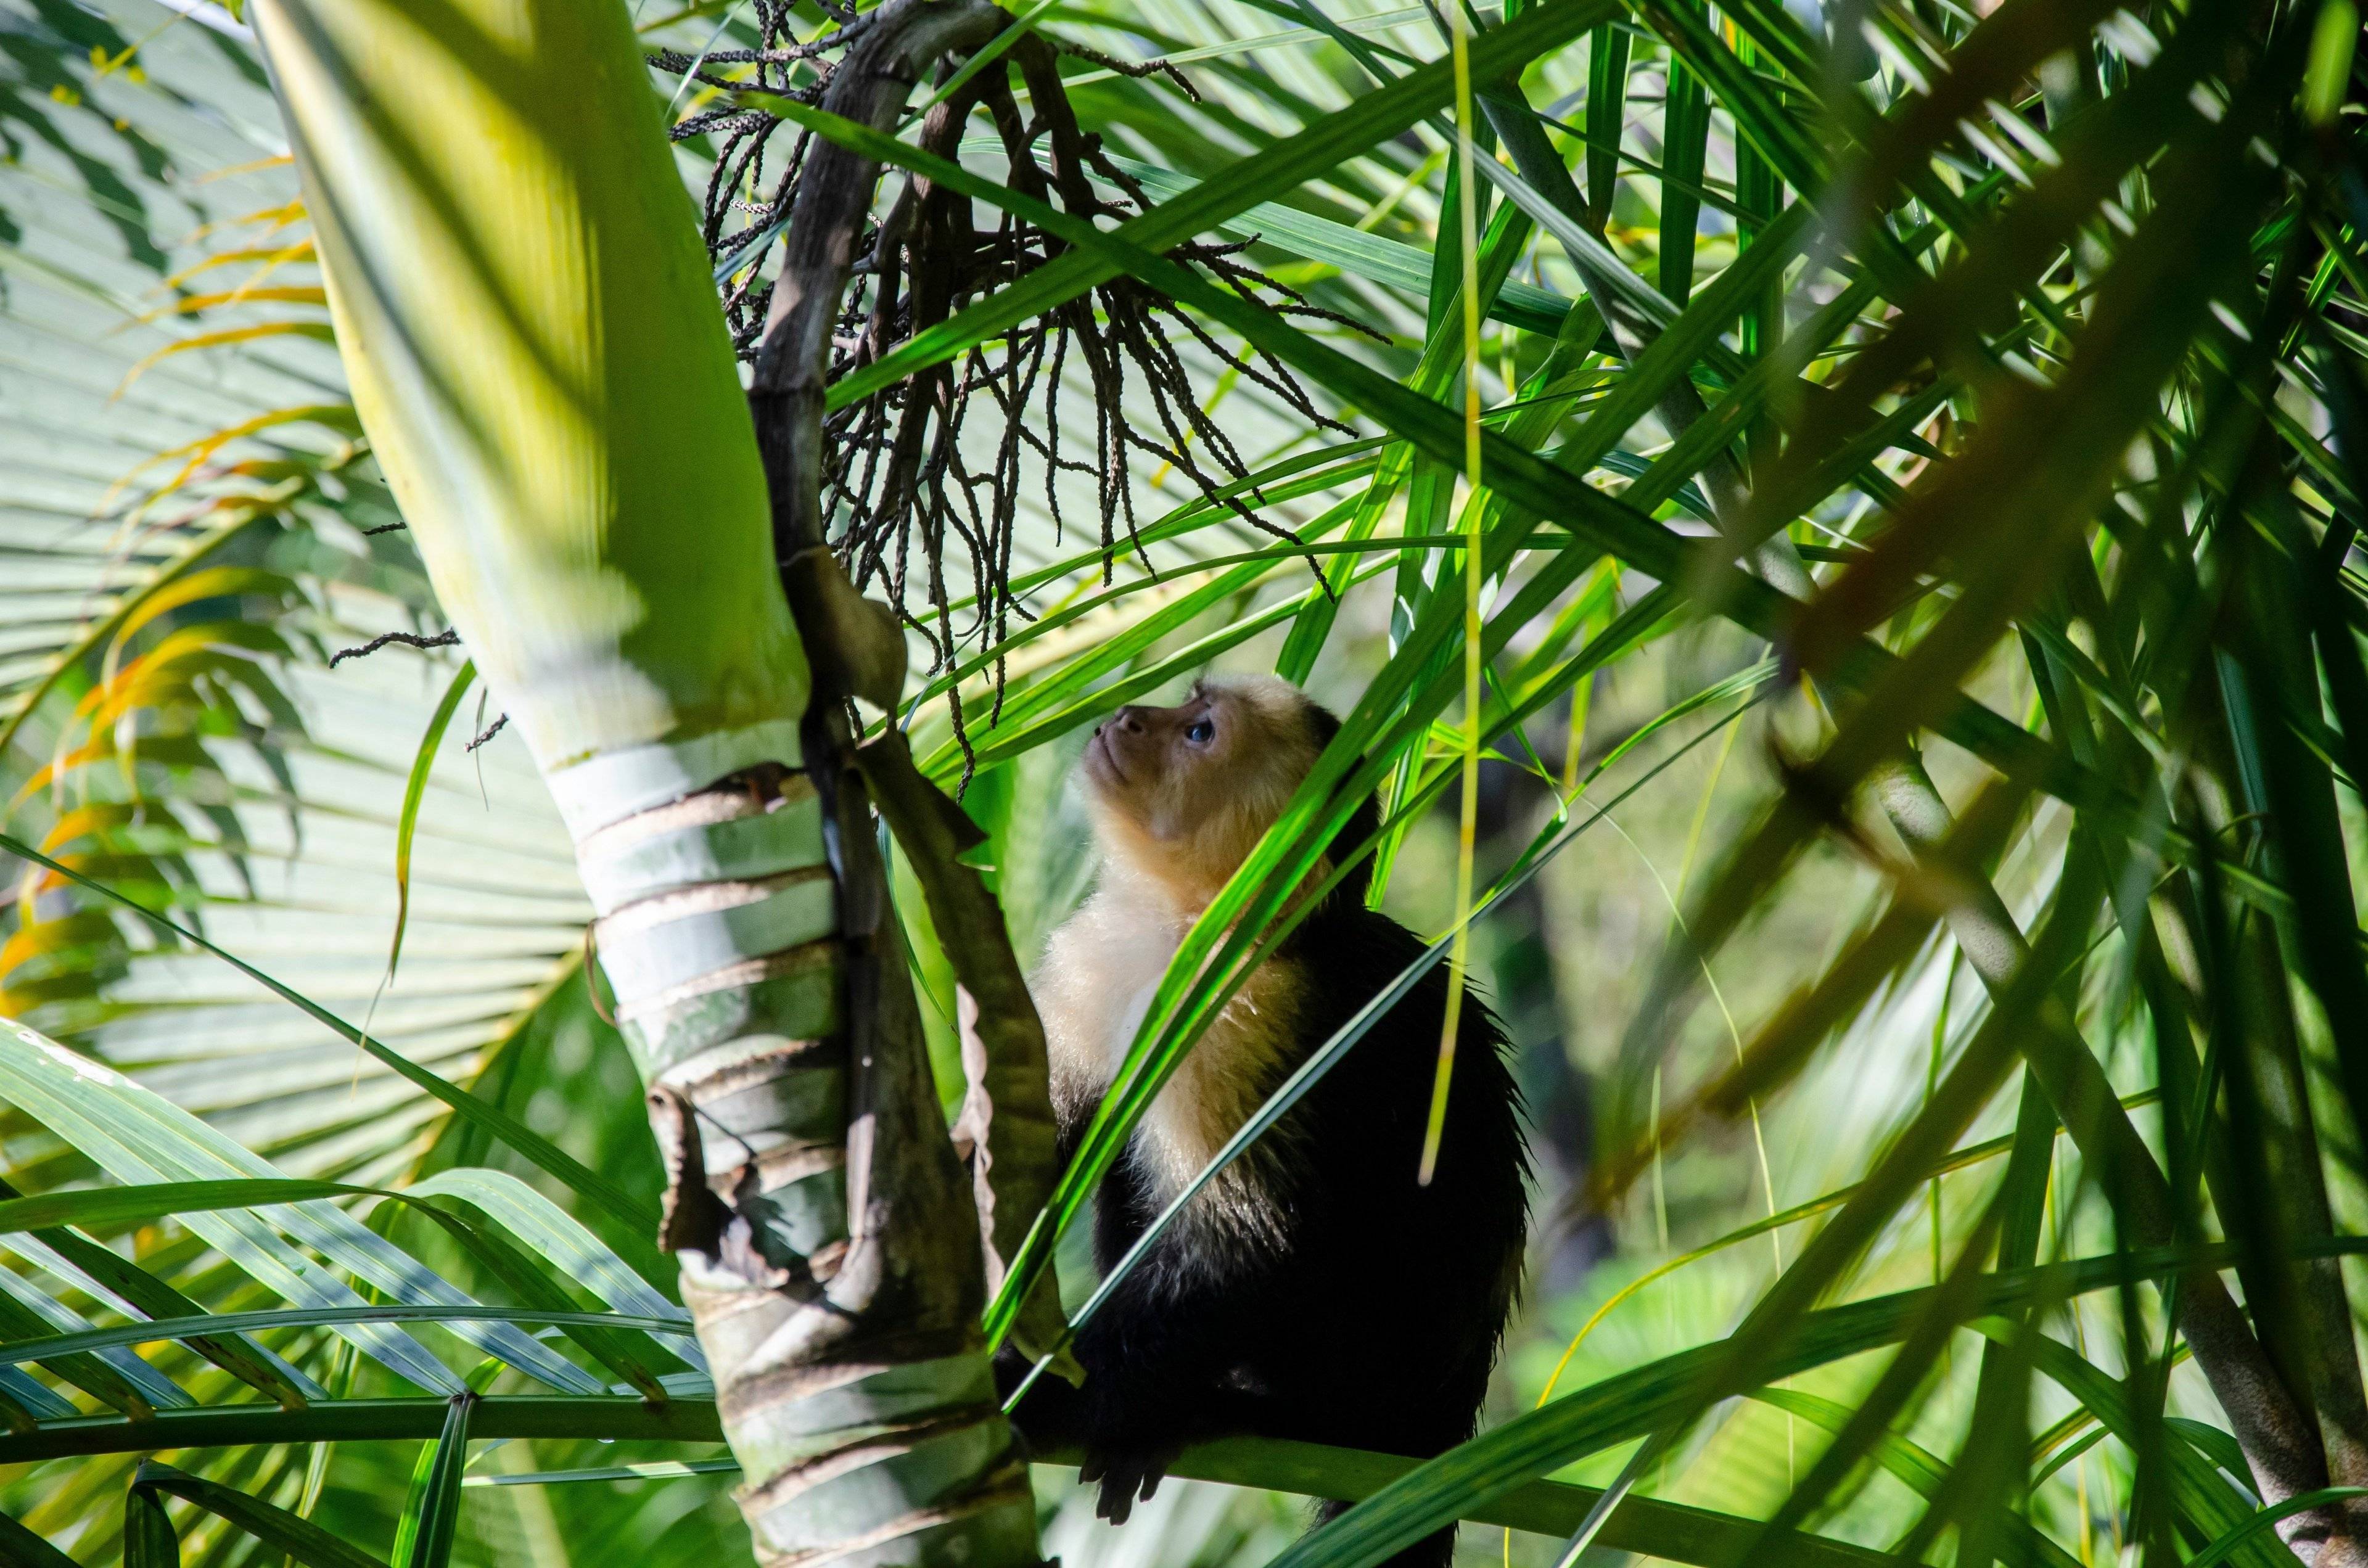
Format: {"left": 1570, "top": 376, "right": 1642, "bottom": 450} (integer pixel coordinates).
{"left": 1063, "top": 1251, "right": 1282, "bottom": 1523}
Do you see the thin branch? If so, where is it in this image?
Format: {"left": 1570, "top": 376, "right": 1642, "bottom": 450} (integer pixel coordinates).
{"left": 327, "top": 628, "right": 458, "bottom": 667}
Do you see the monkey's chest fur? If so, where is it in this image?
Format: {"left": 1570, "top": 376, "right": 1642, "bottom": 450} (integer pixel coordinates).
{"left": 1034, "top": 888, "right": 1309, "bottom": 1252}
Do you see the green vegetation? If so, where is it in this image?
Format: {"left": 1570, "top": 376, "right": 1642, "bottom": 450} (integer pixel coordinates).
{"left": 1, "top": 0, "right": 2365, "bottom": 1565}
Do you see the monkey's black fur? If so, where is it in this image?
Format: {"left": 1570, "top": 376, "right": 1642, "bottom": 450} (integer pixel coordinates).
{"left": 1005, "top": 709, "right": 1531, "bottom": 1568}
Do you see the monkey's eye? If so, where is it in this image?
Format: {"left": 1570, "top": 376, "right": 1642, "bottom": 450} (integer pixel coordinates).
{"left": 1185, "top": 718, "right": 1215, "bottom": 745}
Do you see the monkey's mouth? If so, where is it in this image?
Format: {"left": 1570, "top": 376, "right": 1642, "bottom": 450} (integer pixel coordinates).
{"left": 1088, "top": 725, "right": 1130, "bottom": 786}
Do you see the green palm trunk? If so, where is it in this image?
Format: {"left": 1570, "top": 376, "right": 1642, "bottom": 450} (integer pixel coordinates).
{"left": 247, "top": 1, "right": 1038, "bottom": 1562}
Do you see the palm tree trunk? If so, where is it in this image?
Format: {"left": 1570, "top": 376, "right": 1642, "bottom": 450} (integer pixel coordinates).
{"left": 247, "top": 2, "right": 1040, "bottom": 1562}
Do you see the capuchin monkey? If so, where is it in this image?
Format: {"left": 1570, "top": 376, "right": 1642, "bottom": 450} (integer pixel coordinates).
{"left": 1005, "top": 675, "right": 1530, "bottom": 1568}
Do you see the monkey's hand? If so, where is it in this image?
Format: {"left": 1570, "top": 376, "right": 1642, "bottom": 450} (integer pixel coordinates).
{"left": 995, "top": 1345, "right": 1088, "bottom": 1456}
{"left": 1078, "top": 1429, "right": 1188, "bottom": 1525}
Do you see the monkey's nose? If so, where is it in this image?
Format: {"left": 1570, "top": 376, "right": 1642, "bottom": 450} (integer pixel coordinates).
{"left": 1111, "top": 707, "right": 1147, "bottom": 734}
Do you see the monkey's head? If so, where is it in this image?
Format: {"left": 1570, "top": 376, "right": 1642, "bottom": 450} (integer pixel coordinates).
{"left": 1082, "top": 675, "right": 1376, "bottom": 911}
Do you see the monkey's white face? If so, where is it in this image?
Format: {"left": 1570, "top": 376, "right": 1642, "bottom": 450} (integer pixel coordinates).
{"left": 1082, "top": 676, "right": 1323, "bottom": 910}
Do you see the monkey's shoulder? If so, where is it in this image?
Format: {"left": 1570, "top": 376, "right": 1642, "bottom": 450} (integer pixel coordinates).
{"left": 1281, "top": 900, "right": 1513, "bottom": 1055}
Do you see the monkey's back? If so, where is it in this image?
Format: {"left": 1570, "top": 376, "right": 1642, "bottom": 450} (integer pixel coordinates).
{"left": 1095, "top": 895, "right": 1532, "bottom": 1459}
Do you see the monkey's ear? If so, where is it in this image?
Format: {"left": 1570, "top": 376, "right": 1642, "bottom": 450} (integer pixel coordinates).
{"left": 782, "top": 547, "right": 907, "bottom": 710}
